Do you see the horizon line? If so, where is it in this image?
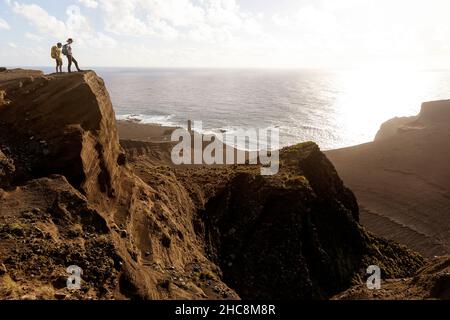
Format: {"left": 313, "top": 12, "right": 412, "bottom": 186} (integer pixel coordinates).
{"left": 5, "top": 65, "right": 450, "bottom": 73}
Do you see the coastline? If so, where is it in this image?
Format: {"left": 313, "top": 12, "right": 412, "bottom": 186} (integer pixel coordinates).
{"left": 118, "top": 106, "right": 450, "bottom": 259}
{"left": 116, "top": 119, "right": 178, "bottom": 142}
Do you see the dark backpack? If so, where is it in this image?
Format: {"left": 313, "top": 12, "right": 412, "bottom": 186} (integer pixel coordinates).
{"left": 62, "top": 44, "right": 69, "bottom": 56}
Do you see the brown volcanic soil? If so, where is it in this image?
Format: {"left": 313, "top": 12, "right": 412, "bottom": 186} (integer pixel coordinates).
{"left": 327, "top": 101, "right": 450, "bottom": 257}
{"left": 0, "top": 69, "right": 425, "bottom": 300}
{"left": 117, "top": 120, "right": 177, "bottom": 143}
{"left": 334, "top": 256, "right": 450, "bottom": 300}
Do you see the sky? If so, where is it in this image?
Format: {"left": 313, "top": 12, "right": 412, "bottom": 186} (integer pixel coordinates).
{"left": 1, "top": 0, "right": 450, "bottom": 68}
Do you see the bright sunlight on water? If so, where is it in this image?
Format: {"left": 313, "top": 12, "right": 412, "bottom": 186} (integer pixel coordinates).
{"left": 84, "top": 68, "right": 450, "bottom": 150}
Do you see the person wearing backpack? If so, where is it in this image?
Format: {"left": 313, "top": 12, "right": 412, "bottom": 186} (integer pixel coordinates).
{"left": 62, "top": 38, "right": 82, "bottom": 73}
{"left": 51, "top": 43, "right": 63, "bottom": 74}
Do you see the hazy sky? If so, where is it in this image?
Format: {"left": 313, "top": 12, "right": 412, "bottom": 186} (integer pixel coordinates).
{"left": 1, "top": 0, "right": 450, "bottom": 68}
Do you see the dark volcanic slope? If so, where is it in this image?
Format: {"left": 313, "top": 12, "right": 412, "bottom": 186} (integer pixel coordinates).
{"left": 125, "top": 142, "right": 425, "bottom": 300}
{"left": 327, "top": 101, "right": 450, "bottom": 257}
{"left": 1, "top": 69, "right": 423, "bottom": 300}
{"left": 334, "top": 256, "right": 450, "bottom": 300}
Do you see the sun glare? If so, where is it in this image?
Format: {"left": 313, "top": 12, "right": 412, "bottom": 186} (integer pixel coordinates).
{"left": 333, "top": 66, "right": 433, "bottom": 146}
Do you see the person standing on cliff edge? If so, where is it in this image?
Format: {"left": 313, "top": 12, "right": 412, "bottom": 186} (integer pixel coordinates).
{"left": 50, "top": 43, "right": 63, "bottom": 74}
{"left": 62, "top": 38, "right": 82, "bottom": 73}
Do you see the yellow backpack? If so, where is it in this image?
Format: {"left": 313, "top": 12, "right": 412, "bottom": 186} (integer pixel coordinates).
{"left": 51, "top": 46, "right": 58, "bottom": 59}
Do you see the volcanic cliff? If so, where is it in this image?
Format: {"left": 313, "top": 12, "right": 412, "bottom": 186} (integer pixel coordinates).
{"left": 0, "top": 69, "right": 423, "bottom": 300}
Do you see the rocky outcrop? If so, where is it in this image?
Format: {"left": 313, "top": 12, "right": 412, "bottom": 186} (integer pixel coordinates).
{"left": 418, "top": 100, "right": 450, "bottom": 124}
{"left": 375, "top": 116, "right": 418, "bottom": 141}
{"left": 174, "top": 144, "right": 423, "bottom": 300}
{"left": 0, "top": 69, "right": 425, "bottom": 300}
{"left": 375, "top": 100, "right": 450, "bottom": 141}
{"left": 131, "top": 141, "right": 424, "bottom": 299}
{"left": 0, "top": 71, "right": 123, "bottom": 199}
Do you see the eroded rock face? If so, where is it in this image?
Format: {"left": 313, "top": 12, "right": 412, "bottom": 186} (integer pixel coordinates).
{"left": 0, "top": 71, "right": 123, "bottom": 199}
{"left": 193, "top": 143, "right": 423, "bottom": 299}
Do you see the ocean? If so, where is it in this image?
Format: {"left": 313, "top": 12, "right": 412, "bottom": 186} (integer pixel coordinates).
{"left": 42, "top": 67, "right": 450, "bottom": 150}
